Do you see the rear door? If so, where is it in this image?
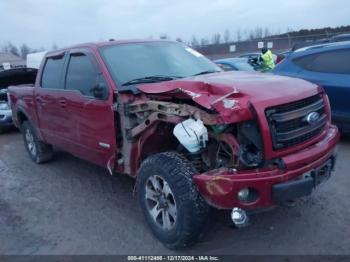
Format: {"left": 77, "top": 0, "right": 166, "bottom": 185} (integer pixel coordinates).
{"left": 294, "top": 48, "right": 350, "bottom": 126}
{"left": 35, "top": 52, "right": 74, "bottom": 149}
{"left": 62, "top": 49, "right": 115, "bottom": 168}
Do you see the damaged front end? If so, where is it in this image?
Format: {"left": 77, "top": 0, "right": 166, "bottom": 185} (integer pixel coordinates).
{"left": 112, "top": 79, "right": 267, "bottom": 186}
{"left": 112, "top": 75, "right": 339, "bottom": 211}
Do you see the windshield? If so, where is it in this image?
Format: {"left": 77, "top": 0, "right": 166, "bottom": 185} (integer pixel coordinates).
{"left": 100, "top": 41, "right": 221, "bottom": 86}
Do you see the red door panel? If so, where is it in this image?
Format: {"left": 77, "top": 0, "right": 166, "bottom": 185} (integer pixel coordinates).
{"left": 63, "top": 50, "right": 116, "bottom": 168}
{"left": 35, "top": 89, "right": 73, "bottom": 149}
{"left": 63, "top": 90, "right": 115, "bottom": 168}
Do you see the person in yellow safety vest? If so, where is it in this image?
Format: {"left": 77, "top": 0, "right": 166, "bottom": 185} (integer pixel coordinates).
{"left": 260, "top": 47, "right": 275, "bottom": 71}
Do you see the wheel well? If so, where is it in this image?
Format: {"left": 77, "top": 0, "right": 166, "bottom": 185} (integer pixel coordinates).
{"left": 139, "top": 123, "right": 178, "bottom": 161}
{"left": 17, "top": 111, "right": 28, "bottom": 127}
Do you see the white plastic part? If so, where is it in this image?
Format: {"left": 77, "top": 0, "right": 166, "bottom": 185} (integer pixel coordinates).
{"left": 173, "top": 118, "right": 208, "bottom": 153}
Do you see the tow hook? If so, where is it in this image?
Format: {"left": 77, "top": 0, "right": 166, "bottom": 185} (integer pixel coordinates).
{"left": 231, "top": 207, "right": 249, "bottom": 228}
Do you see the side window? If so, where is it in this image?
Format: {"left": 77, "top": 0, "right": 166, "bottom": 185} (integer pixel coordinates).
{"left": 294, "top": 49, "right": 350, "bottom": 74}
{"left": 293, "top": 55, "right": 315, "bottom": 70}
{"left": 65, "top": 54, "right": 97, "bottom": 96}
{"left": 41, "top": 56, "right": 65, "bottom": 89}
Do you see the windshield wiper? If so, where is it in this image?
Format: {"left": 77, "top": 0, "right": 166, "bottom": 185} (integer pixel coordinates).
{"left": 121, "top": 75, "right": 182, "bottom": 86}
{"left": 192, "top": 70, "right": 221, "bottom": 76}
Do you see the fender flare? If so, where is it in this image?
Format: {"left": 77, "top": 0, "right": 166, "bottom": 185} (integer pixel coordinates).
{"left": 15, "top": 107, "right": 43, "bottom": 140}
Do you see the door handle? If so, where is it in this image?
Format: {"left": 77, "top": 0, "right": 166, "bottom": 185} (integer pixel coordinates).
{"left": 58, "top": 100, "right": 67, "bottom": 108}
{"left": 35, "top": 97, "right": 46, "bottom": 106}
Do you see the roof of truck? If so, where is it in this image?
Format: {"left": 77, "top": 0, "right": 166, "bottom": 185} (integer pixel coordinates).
{"left": 46, "top": 39, "right": 175, "bottom": 56}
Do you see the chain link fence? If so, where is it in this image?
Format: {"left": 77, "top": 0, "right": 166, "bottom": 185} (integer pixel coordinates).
{"left": 196, "top": 31, "right": 350, "bottom": 59}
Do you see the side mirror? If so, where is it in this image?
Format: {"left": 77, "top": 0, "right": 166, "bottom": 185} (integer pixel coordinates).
{"left": 91, "top": 83, "right": 108, "bottom": 100}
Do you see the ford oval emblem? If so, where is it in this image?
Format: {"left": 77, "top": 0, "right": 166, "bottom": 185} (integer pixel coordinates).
{"left": 306, "top": 112, "right": 320, "bottom": 124}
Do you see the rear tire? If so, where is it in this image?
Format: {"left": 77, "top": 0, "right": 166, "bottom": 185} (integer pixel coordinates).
{"left": 137, "top": 152, "right": 209, "bottom": 249}
{"left": 21, "top": 121, "right": 53, "bottom": 164}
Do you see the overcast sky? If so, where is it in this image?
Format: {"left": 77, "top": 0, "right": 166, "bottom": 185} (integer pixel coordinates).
{"left": 1, "top": 0, "right": 349, "bottom": 49}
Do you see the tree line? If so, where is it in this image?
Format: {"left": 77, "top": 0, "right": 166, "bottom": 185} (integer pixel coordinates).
{"left": 161, "top": 25, "right": 350, "bottom": 48}
{"left": 159, "top": 27, "right": 289, "bottom": 47}
{"left": 1, "top": 42, "right": 58, "bottom": 59}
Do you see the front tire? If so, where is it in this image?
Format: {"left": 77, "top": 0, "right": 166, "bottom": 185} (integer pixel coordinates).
{"left": 21, "top": 121, "right": 53, "bottom": 164}
{"left": 137, "top": 152, "right": 209, "bottom": 249}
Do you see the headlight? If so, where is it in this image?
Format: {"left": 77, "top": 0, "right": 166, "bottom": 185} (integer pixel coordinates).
{"left": 0, "top": 102, "right": 10, "bottom": 110}
{"left": 239, "top": 144, "right": 263, "bottom": 167}
{"left": 238, "top": 121, "right": 264, "bottom": 168}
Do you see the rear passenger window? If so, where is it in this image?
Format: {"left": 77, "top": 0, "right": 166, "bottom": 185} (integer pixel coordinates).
{"left": 41, "top": 56, "right": 65, "bottom": 89}
{"left": 294, "top": 49, "right": 350, "bottom": 74}
{"left": 65, "top": 54, "right": 97, "bottom": 96}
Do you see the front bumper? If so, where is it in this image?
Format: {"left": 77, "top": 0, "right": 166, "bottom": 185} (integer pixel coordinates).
{"left": 193, "top": 125, "right": 340, "bottom": 209}
{"left": 0, "top": 109, "right": 13, "bottom": 127}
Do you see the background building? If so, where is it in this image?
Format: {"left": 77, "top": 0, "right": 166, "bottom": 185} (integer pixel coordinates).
{"left": 0, "top": 52, "right": 26, "bottom": 71}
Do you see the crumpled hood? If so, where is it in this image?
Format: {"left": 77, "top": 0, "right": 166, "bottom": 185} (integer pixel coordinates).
{"left": 137, "top": 71, "right": 320, "bottom": 123}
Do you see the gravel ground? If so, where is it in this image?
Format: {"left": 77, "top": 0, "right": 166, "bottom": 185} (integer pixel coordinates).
{"left": 0, "top": 130, "right": 349, "bottom": 255}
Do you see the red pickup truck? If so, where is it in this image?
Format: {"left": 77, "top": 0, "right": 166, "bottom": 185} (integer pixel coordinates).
{"left": 9, "top": 40, "right": 339, "bottom": 249}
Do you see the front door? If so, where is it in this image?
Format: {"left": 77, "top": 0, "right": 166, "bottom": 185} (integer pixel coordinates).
{"left": 296, "top": 48, "right": 350, "bottom": 127}
{"left": 62, "top": 49, "right": 116, "bottom": 168}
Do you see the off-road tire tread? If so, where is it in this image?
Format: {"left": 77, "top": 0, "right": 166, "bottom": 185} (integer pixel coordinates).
{"left": 137, "top": 152, "right": 209, "bottom": 249}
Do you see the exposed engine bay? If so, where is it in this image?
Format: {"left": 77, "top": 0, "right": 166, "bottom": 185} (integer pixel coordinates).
{"left": 0, "top": 68, "right": 38, "bottom": 102}
{"left": 177, "top": 119, "right": 264, "bottom": 172}
{"left": 114, "top": 97, "right": 264, "bottom": 174}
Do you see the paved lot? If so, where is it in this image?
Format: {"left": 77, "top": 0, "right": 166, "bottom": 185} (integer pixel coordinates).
{"left": 0, "top": 130, "right": 350, "bottom": 255}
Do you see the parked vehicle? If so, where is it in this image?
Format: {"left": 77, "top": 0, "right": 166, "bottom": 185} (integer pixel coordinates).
{"left": 330, "top": 33, "right": 350, "bottom": 42}
{"left": 0, "top": 68, "right": 37, "bottom": 133}
{"left": 214, "top": 58, "right": 255, "bottom": 71}
{"left": 238, "top": 52, "right": 261, "bottom": 60}
{"left": 291, "top": 34, "right": 350, "bottom": 52}
{"left": 273, "top": 41, "right": 350, "bottom": 133}
{"left": 9, "top": 40, "right": 339, "bottom": 249}
{"left": 276, "top": 50, "right": 292, "bottom": 64}
{"left": 292, "top": 38, "right": 330, "bottom": 51}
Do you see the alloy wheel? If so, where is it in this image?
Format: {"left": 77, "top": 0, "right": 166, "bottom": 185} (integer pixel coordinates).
{"left": 25, "top": 128, "right": 36, "bottom": 156}
{"left": 145, "top": 175, "right": 177, "bottom": 231}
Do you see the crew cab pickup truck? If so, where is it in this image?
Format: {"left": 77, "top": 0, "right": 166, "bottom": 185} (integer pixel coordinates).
{"left": 9, "top": 40, "right": 339, "bottom": 249}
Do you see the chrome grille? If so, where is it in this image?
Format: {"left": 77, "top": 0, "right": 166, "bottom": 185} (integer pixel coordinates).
{"left": 266, "top": 94, "right": 327, "bottom": 150}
